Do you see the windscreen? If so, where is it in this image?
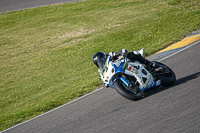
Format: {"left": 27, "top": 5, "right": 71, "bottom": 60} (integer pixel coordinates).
{"left": 97, "top": 56, "right": 107, "bottom": 75}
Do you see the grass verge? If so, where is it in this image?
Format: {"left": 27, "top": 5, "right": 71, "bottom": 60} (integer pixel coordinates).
{"left": 0, "top": 0, "right": 199, "bottom": 131}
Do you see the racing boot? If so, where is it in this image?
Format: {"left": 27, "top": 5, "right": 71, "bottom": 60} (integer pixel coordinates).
{"left": 129, "top": 51, "right": 157, "bottom": 68}
{"left": 144, "top": 59, "right": 157, "bottom": 68}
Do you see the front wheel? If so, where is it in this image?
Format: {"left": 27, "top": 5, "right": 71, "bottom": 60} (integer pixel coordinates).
{"left": 114, "top": 80, "right": 143, "bottom": 101}
{"left": 154, "top": 62, "right": 176, "bottom": 87}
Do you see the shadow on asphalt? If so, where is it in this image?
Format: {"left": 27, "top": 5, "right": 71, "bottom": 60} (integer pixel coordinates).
{"left": 143, "top": 72, "right": 200, "bottom": 99}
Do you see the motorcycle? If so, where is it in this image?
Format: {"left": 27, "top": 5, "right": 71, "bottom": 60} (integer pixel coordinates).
{"left": 98, "top": 48, "right": 176, "bottom": 100}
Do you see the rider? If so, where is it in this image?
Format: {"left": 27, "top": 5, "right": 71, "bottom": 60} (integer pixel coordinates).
{"left": 93, "top": 49, "right": 157, "bottom": 71}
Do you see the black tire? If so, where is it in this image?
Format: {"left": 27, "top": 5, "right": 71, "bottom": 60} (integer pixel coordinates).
{"left": 154, "top": 62, "right": 176, "bottom": 87}
{"left": 114, "top": 80, "right": 143, "bottom": 101}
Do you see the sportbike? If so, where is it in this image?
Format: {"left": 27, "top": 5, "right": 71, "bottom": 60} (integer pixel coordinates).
{"left": 98, "top": 48, "right": 176, "bottom": 100}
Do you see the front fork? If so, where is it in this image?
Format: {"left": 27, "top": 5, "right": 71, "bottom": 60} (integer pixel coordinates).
{"left": 118, "top": 74, "right": 135, "bottom": 88}
{"left": 120, "top": 76, "right": 130, "bottom": 87}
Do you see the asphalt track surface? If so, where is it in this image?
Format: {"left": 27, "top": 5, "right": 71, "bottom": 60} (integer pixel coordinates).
{"left": 2, "top": 40, "right": 200, "bottom": 132}
{"left": 0, "top": 0, "right": 83, "bottom": 14}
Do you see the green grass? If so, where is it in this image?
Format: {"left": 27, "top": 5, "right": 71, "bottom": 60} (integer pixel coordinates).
{"left": 0, "top": 0, "right": 199, "bottom": 130}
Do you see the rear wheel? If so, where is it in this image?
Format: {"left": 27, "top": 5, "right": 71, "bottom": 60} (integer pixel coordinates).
{"left": 154, "top": 62, "right": 176, "bottom": 87}
{"left": 114, "top": 80, "right": 143, "bottom": 101}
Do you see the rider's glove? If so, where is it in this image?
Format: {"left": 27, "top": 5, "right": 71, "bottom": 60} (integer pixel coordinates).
{"left": 109, "top": 49, "right": 127, "bottom": 61}
{"left": 121, "top": 49, "right": 128, "bottom": 57}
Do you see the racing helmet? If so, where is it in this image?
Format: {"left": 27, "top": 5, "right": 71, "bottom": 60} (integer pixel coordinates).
{"left": 93, "top": 52, "right": 107, "bottom": 69}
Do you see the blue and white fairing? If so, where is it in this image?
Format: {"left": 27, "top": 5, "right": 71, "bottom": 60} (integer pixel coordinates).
{"left": 99, "top": 56, "right": 161, "bottom": 91}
